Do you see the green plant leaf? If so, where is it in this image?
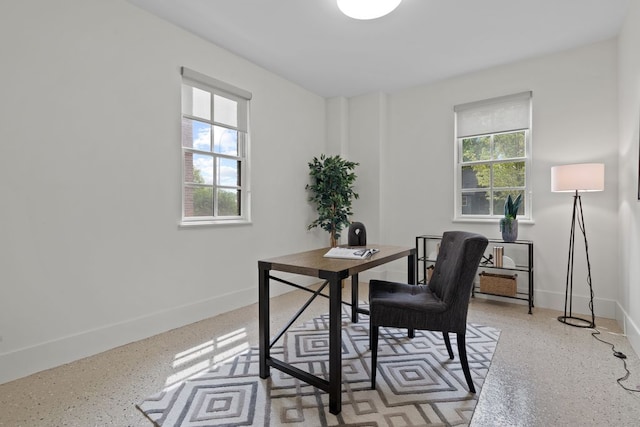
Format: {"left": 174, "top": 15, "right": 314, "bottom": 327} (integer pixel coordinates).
{"left": 503, "top": 193, "right": 522, "bottom": 219}
{"left": 306, "top": 154, "right": 359, "bottom": 243}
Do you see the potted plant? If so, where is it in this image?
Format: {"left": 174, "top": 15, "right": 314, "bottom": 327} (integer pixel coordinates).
{"left": 306, "top": 154, "right": 359, "bottom": 247}
{"left": 500, "top": 194, "right": 522, "bottom": 242}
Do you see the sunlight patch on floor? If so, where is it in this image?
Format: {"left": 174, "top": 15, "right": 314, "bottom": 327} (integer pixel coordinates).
{"left": 164, "top": 328, "right": 249, "bottom": 390}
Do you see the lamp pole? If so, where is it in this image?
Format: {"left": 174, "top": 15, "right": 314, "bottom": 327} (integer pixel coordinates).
{"left": 557, "top": 190, "right": 596, "bottom": 328}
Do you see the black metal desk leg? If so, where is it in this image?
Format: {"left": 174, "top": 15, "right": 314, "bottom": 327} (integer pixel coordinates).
{"left": 528, "top": 242, "right": 534, "bottom": 314}
{"left": 351, "top": 273, "right": 359, "bottom": 323}
{"left": 408, "top": 252, "right": 416, "bottom": 285}
{"left": 528, "top": 271, "right": 534, "bottom": 314}
{"left": 329, "top": 276, "right": 342, "bottom": 415}
{"left": 408, "top": 251, "right": 416, "bottom": 338}
{"left": 258, "top": 264, "right": 270, "bottom": 379}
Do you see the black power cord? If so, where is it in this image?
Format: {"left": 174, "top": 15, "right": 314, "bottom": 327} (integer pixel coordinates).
{"left": 576, "top": 208, "right": 638, "bottom": 393}
{"left": 591, "top": 328, "right": 640, "bottom": 393}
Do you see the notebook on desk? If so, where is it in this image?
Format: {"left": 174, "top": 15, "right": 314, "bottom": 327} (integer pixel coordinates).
{"left": 323, "top": 247, "right": 379, "bottom": 260}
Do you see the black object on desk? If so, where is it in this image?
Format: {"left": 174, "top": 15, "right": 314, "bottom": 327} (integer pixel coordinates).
{"left": 348, "top": 222, "right": 367, "bottom": 246}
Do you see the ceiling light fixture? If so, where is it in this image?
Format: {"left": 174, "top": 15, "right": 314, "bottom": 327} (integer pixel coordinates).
{"left": 337, "top": 0, "right": 402, "bottom": 20}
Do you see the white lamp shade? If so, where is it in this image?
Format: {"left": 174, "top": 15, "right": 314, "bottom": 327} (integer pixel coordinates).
{"left": 337, "top": 0, "right": 402, "bottom": 20}
{"left": 551, "top": 163, "right": 605, "bottom": 192}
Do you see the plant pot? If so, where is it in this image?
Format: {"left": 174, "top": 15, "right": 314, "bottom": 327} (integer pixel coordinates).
{"left": 500, "top": 218, "right": 518, "bottom": 242}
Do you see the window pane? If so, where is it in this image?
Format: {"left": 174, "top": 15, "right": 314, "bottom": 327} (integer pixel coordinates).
{"left": 182, "top": 119, "right": 212, "bottom": 151}
{"left": 214, "top": 94, "right": 237, "bottom": 127}
{"left": 462, "top": 164, "right": 490, "bottom": 189}
{"left": 218, "top": 158, "right": 240, "bottom": 186}
{"left": 461, "top": 191, "right": 490, "bottom": 215}
{"left": 493, "top": 161, "right": 525, "bottom": 188}
{"left": 213, "top": 126, "right": 238, "bottom": 155}
{"left": 183, "top": 152, "right": 195, "bottom": 183}
{"left": 181, "top": 118, "right": 193, "bottom": 148}
{"left": 493, "top": 190, "right": 524, "bottom": 217}
{"left": 186, "top": 186, "right": 213, "bottom": 217}
{"left": 462, "top": 136, "right": 491, "bottom": 162}
{"left": 191, "top": 87, "right": 211, "bottom": 120}
{"left": 494, "top": 131, "right": 525, "bottom": 159}
{"left": 218, "top": 189, "right": 239, "bottom": 216}
{"left": 185, "top": 153, "right": 213, "bottom": 185}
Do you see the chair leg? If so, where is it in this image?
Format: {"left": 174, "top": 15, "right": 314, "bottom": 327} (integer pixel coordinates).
{"left": 443, "top": 332, "right": 454, "bottom": 359}
{"left": 370, "top": 325, "right": 379, "bottom": 389}
{"left": 408, "top": 327, "right": 415, "bottom": 338}
{"left": 457, "top": 332, "right": 476, "bottom": 393}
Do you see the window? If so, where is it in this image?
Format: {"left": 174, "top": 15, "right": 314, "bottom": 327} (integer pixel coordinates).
{"left": 454, "top": 91, "right": 532, "bottom": 220}
{"left": 180, "top": 67, "right": 252, "bottom": 225}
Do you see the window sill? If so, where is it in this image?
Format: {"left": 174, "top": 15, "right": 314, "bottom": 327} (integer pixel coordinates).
{"left": 178, "top": 219, "right": 252, "bottom": 228}
{"left": 452, "top": 217, "right": 535, "bottom": 225}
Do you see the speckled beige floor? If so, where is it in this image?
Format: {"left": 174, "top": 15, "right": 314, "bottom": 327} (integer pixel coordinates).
{"left": 1, "top": 284, "right": 639, "bottom": 427}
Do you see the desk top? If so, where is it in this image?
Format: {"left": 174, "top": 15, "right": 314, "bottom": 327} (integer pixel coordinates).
{"left": 259, "top": 244, "right": 414, "bottom": 280}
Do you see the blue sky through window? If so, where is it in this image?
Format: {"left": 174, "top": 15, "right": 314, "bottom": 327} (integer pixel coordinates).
{"left": 191, "top": 121, "right": 239, "bottom": 186}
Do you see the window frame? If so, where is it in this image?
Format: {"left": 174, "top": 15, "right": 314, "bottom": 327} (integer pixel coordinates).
{"left": 179, "top": 67, "right": 252, "bottom": 226}
{"left": 453, "top": 92, "right": 532, "bottom": 222}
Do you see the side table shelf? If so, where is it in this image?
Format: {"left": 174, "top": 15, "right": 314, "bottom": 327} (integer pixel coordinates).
{"left": 416, "top": 235, "right": 534, "bottom": 314}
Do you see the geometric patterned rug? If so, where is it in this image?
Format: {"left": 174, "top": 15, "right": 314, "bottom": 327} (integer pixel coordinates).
{"left": 137, "top": 304, "right": 500, "bottom": 426}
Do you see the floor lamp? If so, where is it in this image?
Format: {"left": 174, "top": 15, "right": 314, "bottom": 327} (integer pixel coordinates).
{"left": 551, "top": 163, "right": 604, "bottom": 328}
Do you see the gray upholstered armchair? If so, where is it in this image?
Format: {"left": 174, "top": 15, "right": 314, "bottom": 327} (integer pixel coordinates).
{"left": 369, "top": 231, "right": 488, "bottom": 393}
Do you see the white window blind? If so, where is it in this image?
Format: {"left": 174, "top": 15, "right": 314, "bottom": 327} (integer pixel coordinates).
{"left": 181, "top": 67, "right": 251, "bottom": 133}
{"left": 455, "top": 91, "right": 531, "bottom": 138}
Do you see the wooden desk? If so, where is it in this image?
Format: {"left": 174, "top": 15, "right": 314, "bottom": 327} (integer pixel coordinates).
{"left": 258, "top": 244, "right": 415, "bottom": 414}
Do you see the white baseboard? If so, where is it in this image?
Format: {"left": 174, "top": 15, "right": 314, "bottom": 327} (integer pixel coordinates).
{"left": 381, "top": 270, "right": 620, "bottom": 320}
{"left": 617, "top": 303, "right": 640, "bottom": 358}
{"left": 0, "top": 275, "right": 320, "bottom": 386}
{"left": 0, "top": 287, "right": 262, "bottom": 385}
{"left": 530, "top": 288, "right": 617, "bottom": 319}
{"left": 364, "top": 274, "right": 640, "bottom": 360}
{"left": 4, "top": 272, "right": 636, "bottom": 386}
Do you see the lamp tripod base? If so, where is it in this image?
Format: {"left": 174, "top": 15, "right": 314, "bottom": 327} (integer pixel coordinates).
{"left": 557, "top": 192, "right": 596, "bottom": 330}
{"left": 557, "top": 315, "right": 594, "bottom": 329}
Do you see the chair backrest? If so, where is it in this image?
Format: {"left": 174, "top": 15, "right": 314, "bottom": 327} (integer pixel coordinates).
{"left": 428, "top": 231, "right": 488, "bottom": 309}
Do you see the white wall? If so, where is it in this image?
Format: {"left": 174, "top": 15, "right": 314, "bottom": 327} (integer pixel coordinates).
{"left": 349, "top": 40, "right": 621, "bottom": 316}
{"left": 617, "top": 0, "right": 640, "bottom": 355}
{"left": 0, "top": 0, "right": 327, "bottom": 384}
{"left": 3, "top": 0, "right": 638, "bottom": 385}
{"left": 325, "top": 93, "right": 387, "bottom": 247}
{"left": 347, "top": 93, "right": 387, "bottom": 244}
